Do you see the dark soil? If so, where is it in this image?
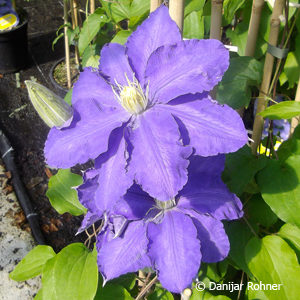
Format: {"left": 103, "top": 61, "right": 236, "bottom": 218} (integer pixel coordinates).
{"left": 0, "top": 0, "right": 87, "bottom": 252}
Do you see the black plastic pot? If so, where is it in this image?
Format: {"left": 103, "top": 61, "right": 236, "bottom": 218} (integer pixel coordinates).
{"left": 49, "top": 57, "right": 69, "bottom": 98}
{"left": 0, "top": 10, "right": 28, "bottom": 74}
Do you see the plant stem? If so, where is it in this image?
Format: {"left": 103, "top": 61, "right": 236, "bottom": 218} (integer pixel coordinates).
{"left": 245, "top": 0, "right": 265, "bottom": 57}
{"left": 251, "top": 0, "right": 285, "bottom": 154}
{"left": 169, "top": 0, "right": 185, "bottom": 34}
{"left": 290, "top": 75, "right": 300, "bottom": 134}
{"left": 210, "top": 0, "right": 223, "bottom": 40}
{"left": 90, "top": 0, "right": 95, "bottom": 14}
{"left": 150, "top": 0, "right": 163, "bottom": 12}
{"left": 137, "top": 270, "right": 146, "bottom": 288}
{"left": 64, "top": 0, "right": 72, "bottom": 89}
{"left": 12, "top": 0, "right": 16, "bottom": 10}
{"left": 135, "top": 275, "right": 157, "bottom": 300}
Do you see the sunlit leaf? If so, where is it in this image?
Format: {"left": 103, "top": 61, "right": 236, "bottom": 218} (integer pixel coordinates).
{"left": 10, "top": 246, "right": 55, "bottom": 281}
{"left": 46, "top": 169, "right": 86, "bottom": 216}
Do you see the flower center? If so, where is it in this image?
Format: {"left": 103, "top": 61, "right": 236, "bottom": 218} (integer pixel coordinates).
{"left": 155, "top": 198, "right": 177, "bottom": 210}
{"left": 112, "top": 74, "right": 148, "bottom": 115}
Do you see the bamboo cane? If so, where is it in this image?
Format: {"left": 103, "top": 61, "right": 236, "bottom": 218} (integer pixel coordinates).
{"left": 70, "top": 0, "right": 80, "bottom": 65}
{"left": 90, "top": 0, "right": 95, "bottom": 14}
{"left": 64, "top": 0, "right": 72, "bottom": 89}
{"left": 210, "top": 0, "right": 223, "bottom": 40}
{"left": 169, "top": 0, "right": 185, "bottom": 34}
{"left": 251, "top": 0, "right": 285, "bottom": 154}
{"left": 150, "top": 0, "right": 163, "bottom": 12}
{"left": 245, "top": 0, "right": 265, "bottom": 57}
{"left": 290, "top": 76, "right": 300, "bottom": 134}
{"left": 237, "top": 0, "right": 265, "bottom": 117}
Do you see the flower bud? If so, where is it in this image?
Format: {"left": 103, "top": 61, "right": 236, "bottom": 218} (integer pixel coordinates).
{"left": 25, "top": 81, "right": 73, "bottom": 128}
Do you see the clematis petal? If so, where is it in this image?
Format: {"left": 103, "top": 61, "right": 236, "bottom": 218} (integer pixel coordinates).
{"left": 180, "top": 208, "right": 230, "bottom": 263}
{"left": 72, "top": 67, "right": 117, "bottom": 108}
{"left": 163, "top": 98, "right": 248, "bottom": 156}
{"left": 77, "top": 171, "right": 100, "bottom": 213}
{"left": 127, "top": 108, "right": 192, "bottom": 201}
{"left": 92, "top": 127, "right": 134, "bottom": 214}
{"left": 126, "top": 5, "right": 181, "bottom": 85}
{"left": 148, "top": 211, "right": 201, "bottom": 293}
{"left": 178, "top": 155, "right": 243, "bottom": 220}
{"left": 44, "top": 98, "right": 130, "bottom": 168}
{"left": 113, "top": 184, "right": 154, "bottom": 220}
{"left": 99, "top": 43, "right": 134, "bottom": 86}
{"left": 145, "top": 39, "right": 229, "bottom": 104}
{"left": 97, "top": 220, "right": 151, "bottom": 282}
{"left": 77, "top": 211, "right": 102, "bottom": 234}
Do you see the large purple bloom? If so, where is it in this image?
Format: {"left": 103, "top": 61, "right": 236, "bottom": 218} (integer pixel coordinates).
{"left": 45, "top": 5, "right": 247, "bottom": 203}
{"left": 95, "top": 155, "right": 243, "bottom": 293}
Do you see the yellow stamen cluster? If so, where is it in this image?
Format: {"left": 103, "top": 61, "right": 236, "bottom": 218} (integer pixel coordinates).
{"left": 112, "top": 74, "right": 149, "bottom": 115}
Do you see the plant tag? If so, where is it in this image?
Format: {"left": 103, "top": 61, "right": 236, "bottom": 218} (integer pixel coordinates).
{"left": 0, "top": 13, "right": 18, "bottom": 30}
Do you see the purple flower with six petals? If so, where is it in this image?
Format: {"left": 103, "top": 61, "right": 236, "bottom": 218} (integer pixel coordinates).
{"left": 95, "top": 155, "right": 243, "bottom": 293}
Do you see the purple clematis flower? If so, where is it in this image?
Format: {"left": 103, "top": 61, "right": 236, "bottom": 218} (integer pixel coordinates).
{"left": 94, "top": 155, "right": 243, "bottom": 293}
{"left": 45, "top": 5, "right": 248, "bottom": 204}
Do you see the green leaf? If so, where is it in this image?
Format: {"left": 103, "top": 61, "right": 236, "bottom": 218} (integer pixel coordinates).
{"left": 223, "top": 0, "right": 246, "bottom": 25}
{"left": 148, "top": 287, "right": 174, "bottom": 300}
{"left": 46, "top": 169, "right": 86, "bottom": 216}
{"left": 94, "top": 283, "right": 133, "bottom": 300}
{"left": 110, "top": 273, "right": 136, "bottom": 291}
{"left": 130, "top": 0, "right": 150, "bottom": 18}
{"left": 278, "top": 223, "right": 300, "bottom": 260}
{"left": 216, "top": 56, "right": 263, "bottom": 109}
{"left": 9, "top": 245, "right": 56, "bottom": 281}
{"left": 226, "top": 21, "right": 267, "bottom": 58}
{"left": 257, "top": 155, "right": 300, "bottom": 228}
{"left": 85, "top": 55, "right": 100, "bottom": 68}
{"left": 224, "top": 221, "right": 253, "bottom": 275}
{"left": 280, "top": 36, "right": 300, "bottom": 89}
{"left": 259, "top": 101, "right": 300, "bottom": 120}
{"left": 222, "top": 145, "right": 267, "bottom": 196}
{"left": 78, "top": 10, "right": 108, "bottom": 55}
{"left": 34, "top": 289, "right": 43, "bottom": 300}
{"left": 279, "top": 52, "right": 300, "bottom": 88}
{"left": 110, "top": 0, "right": 131, "bottom": 22}
{"left": 111, "top": 30, "right": 132, "bottom": 45}
{"left": 246, "top": 194, "right": 278, "bottom": 228}
{"left": 205, "top": 261, "right": 228, "bottom": 282}
{"left": 277, "top": 125, "right": 300, "bottom": 161}
{"left": 41, "top": 243, "right": 98, "bottom": 300}
{"left": 52, "top": 32, "right": 64, "bottom": 50}
{"left": 245, "top": 236, "right": 300, "bottom": 300}
{"left": 64, "top": 88, "right": 73, "bottom": 105}
{"left": 190, "top": 288, "right": 231, "bottom": 300}
{"left": 184, "top": 0, "right": 206, "bottom": 17}
{"left": 247, "top": 286, "right": 268, "bottom": 300}
{"left": 183, "top": 11, "right": 204, "bottom": 39}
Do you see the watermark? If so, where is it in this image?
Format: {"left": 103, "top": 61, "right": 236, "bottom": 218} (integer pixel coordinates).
{"left": 195, "top": 281, "right": 283, "bottom": 293}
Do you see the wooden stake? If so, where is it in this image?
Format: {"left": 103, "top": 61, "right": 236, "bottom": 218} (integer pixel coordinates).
{"left": 245, "top": 0, "right": 265, "bottom": 57}
{"left": 251, "top": 0, "right": 285, "bottom": 154}
{"left": 237, "top": 0, "right": 264, "bottom": 117}
{"left": 70, "top": 0, "right": 80, "bottom": 65}
{"left": 210, "top": 0, "right": 223, "bottom": 40}
{"left": 90, "top": 0, "right": 95, "bottom": 14}
{"left": 169, "top": 0, "right": 185, "bottom": 34}
{"left": 64, "top": 0, "right": 72, "bottom": 89}
{"left": 290, "top": 76, "right": 300, "bottom": 134}
{"left": 150, "top": 0, "right": 163, "bottom": 12}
